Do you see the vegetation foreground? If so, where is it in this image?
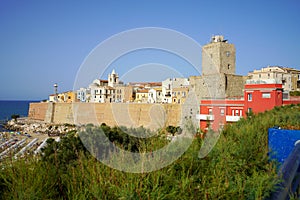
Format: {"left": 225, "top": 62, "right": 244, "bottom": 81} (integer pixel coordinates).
{"left": 1, "top": 104, "right": 300, "bottom": 199}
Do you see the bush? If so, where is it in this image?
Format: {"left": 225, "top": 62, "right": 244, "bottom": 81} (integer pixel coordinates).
{"left": 11, "top": 114, "right": 20, "bottom": 121}
{"left": 1, "top": 105, "right": 300, "bottom": 199}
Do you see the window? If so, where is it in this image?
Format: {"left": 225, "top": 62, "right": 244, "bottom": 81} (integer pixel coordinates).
{"left": 235, "top": 110, "right": 239, "bottom": 116}
{"left": 262, "top": 93, "right": 271, "bottom": 98}
{"left": 182, "top": 92, "right": 186, "bottom": 97}
{"left": 226, "top": 51, "right": 230, "bottom": 57}
{"left": 248, "top": 108, "right": 252, "bottom": 113}
{"left": 227, "top": 64, "right": 231, "bottom": 70}
{"left": 247, "top": 93, "right": 252, "bottom": 101}
{"left": 220, "top": 109, "right": 225, "bottom": 116}
{"left": 208, "top": 108, "right": 213, "bottom": 115}
{"left": 259, "top": 74, "right": 261, "bottom": 78}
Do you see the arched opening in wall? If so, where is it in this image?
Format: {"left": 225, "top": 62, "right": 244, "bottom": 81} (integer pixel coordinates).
{"left": 228, "top": 64, "right": 231, "bottom": 70}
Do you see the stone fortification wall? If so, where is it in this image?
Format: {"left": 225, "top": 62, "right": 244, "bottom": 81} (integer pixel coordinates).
{"left": 28, "top": 102, "right": 49, "bottom": 121}
{"left": 28, "top": 102, "right": 182, "bottom": 130}
{"left": 189, "top": 74, "right": 245, "bottom": 100}
{"left": 225, "top": 74, "right": 246, "bottom": 98}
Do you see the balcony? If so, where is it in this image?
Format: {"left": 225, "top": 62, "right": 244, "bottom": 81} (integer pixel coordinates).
{"left": 196, "top": 114, "right": 214, "bottom": 120}
{"left": 226, "top": 115, "right": 242, "bottom": 122}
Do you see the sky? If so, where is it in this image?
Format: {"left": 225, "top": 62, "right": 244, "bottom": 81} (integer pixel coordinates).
{"left": 0, "top": 0, "right": 300, "bottom": 100}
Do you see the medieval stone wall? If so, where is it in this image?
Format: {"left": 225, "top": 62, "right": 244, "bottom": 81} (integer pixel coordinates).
{"left": 28, "top": 102, "right": 183, "bottom": 130}
{"left": 28, "top": 102, "right": 49, "bottom": 121}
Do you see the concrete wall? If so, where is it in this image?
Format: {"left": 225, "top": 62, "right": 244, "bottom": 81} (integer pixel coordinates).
{"left": 28, "top": 102, "right": 183, "bottom": 130}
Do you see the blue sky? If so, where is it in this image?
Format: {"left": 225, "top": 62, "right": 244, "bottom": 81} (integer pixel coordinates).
{"left": 0, "top": 0, "right": 299, "bottom": 100}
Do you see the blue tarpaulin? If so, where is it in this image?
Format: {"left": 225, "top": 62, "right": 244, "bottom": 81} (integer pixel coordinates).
{"left": 268, "top": 128, "right": 300, "bottom": 163}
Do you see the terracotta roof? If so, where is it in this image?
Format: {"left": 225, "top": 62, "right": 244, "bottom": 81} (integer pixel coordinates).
{"left": 136, "top": 89, "right": 149, "bottom": 93}
{"left": 129, "top": 82, "right": 162, "bottom": 86}
{"left": 148, "top": 82, "right": 162, "bottom": 86}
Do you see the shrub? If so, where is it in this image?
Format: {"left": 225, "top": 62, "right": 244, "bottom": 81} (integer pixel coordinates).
{"left": 1, "top": 105, "right": 300, "bottom": 199}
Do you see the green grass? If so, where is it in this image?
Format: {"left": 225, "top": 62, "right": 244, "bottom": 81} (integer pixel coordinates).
{"left": 1, "top": 104, "right": 300, "bottom": 199}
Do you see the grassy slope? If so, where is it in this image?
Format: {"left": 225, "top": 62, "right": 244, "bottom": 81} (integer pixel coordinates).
{"left": 1, "top": 104, "right": 300, "bottom": 200}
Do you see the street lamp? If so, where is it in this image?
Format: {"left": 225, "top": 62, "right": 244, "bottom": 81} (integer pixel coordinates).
{"left": 54, "top": 83, "right": 58, "bottom": 102}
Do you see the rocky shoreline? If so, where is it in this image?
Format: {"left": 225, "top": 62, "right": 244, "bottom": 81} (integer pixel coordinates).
{"left": 3, "top": 117, "right": 77, "bottom": 136}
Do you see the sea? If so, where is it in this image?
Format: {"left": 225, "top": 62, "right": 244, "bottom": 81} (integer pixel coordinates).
{"left": 0, "top": 100, "right": 38, "bottom": 131}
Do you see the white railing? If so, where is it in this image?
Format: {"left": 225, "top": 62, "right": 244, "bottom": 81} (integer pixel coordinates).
{"left": 196, "top": 114, "right": 214, "bottom": 120}
{"left": 226, "top": 115, "right": 242, "bottom": 122}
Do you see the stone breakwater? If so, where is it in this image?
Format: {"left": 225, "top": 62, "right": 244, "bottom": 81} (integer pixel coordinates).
{"left": 4, "top": 118, "right": 77, "bottom": 136}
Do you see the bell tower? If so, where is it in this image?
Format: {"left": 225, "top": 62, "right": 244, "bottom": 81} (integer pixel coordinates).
{"left": 108, "top": 69, "right": 119, "bottom": 87}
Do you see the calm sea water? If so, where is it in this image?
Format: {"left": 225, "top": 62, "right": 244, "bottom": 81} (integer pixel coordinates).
{"left": 0, "top": 100, "right": 38, "bottom": 131}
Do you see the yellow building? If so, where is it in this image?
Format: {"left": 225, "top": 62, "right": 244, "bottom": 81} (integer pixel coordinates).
{"left": 135, "top": 89, "right": 149, "bottom": 103}
{"left": 172, "top": 87, "right": 189, "bottom": 104}
{"left": 57, "top": 91, "right": 78, "bottom": 103}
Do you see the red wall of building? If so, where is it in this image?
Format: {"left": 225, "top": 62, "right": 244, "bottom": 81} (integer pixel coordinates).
{"left": 199, "top": 99, "right": 244, "bottom": 131}
{"left": 244, "top": 84, "right": 283, "bottom": 114}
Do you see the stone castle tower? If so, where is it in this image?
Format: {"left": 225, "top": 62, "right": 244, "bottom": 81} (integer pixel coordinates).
{"left": 202, "top": 35, "right": 236, "bottom": 76}
{"left": 189, "top": 35, "right": 245, "bottom": 100}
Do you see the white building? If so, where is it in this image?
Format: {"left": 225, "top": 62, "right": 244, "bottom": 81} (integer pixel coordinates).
{"left": 148, "top": 88, "right": 163, "bottom": 103}
{"left": 77, "top": 69, "right": 133, "bottom": 103}
{"left": 89, "top": 79, "right": 112, "bottom": 103}
{"left": 77, "top": 87, "right": 91, "bottom": 102}
{"left": 248, "top": 66, "right": 300, "bottom": 92}
{"left": 162, "top": 78, "right": 189, "bottom": 103}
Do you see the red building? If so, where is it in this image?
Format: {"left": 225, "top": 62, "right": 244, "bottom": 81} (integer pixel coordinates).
{"left": 198, "top": 99, "right": 244, "bottom": 131}
{"left": 198, "top": 82, "right": 300, "bottom": 131}
{"left": 244, "top": 83, "right": 283, "bottom": 114}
